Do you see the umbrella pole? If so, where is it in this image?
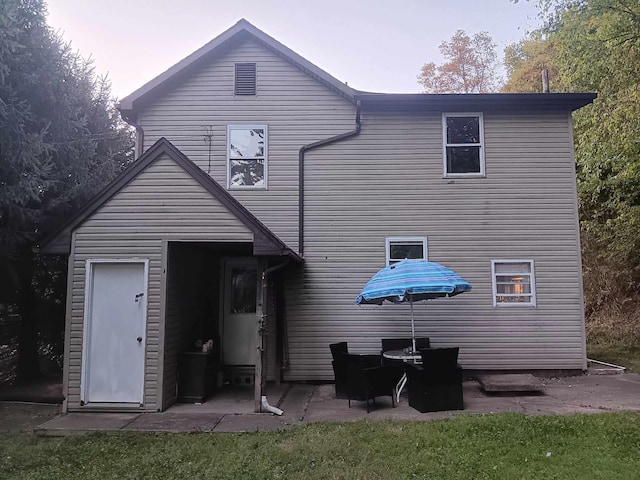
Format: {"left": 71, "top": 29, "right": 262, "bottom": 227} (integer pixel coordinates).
{"left": 410, "top": 295, "right": 416, "bottom": 353}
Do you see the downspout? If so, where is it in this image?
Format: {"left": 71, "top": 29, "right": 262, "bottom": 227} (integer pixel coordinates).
{"left": 259, "top": 258, "right": 290, "bottom": 415}
{"left": 133, "top": 122, "right": 145, "bottom": 159}
{"left": 120, "top": 110, "right": 145, "bottom": 159}
{"left": 298, "top": 100, "right": 361, "bottom": 257}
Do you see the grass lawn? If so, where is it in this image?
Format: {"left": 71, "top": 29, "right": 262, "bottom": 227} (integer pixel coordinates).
{"left": 2, "top": 413, "right": 640, "bottom": 479}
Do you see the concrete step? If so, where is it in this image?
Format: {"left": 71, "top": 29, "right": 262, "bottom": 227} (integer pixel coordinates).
{"left": 477, "top": 374, "right": 544, "bottom": 393}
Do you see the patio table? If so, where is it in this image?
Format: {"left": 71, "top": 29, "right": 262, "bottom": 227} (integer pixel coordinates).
{"left": 383, "top": 349, "right": 422, "bottom": 403}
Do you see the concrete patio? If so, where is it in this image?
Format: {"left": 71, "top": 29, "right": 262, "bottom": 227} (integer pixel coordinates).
{"left": 26, "top": 371, "right": 640, "bottom": 435}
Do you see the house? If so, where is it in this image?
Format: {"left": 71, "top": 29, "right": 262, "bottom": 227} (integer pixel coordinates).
{"left": 41, "top": 19, "right": 596, "bottom": 413}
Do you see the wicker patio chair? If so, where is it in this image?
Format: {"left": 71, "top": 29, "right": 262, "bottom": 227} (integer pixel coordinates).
{"left": 343, "top": 353, "right": 401, "bottom": 413}
{"left": 329, "top": 342, "right": 350, "bottom": 399}
{"left": 405, "top": 347, "right": 463, "bottom": 412}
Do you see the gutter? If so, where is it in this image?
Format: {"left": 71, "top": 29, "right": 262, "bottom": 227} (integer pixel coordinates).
{"left": 298, "top": 100, "right": 361, "bottom": 256}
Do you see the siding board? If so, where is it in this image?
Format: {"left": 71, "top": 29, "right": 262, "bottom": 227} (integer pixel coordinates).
{"left": 138, "top": 38, "right": 357, "bottom": 251}
{"left": 282, "top": 111, "right": 586, "bottom": 380}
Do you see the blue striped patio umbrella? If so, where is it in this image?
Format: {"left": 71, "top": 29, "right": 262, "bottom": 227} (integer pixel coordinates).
{"left": 355, "top": 259, "right": 472, "bottom": 353}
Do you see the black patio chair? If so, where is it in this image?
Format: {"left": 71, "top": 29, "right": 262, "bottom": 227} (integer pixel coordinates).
{"left": 343, "top": 353, "right": 402, "bottom": 413}
{"left": 380, "top": 337, "right": 430, "bottom": 367}
{"left": 329, "top": 342, "right": 349, "bottom": 399}
{"left": 405, "top": 347, "right": 464, "bottom": 413}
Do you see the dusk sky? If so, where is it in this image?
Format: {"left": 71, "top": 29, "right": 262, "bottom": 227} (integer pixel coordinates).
{"left": 46, "top": 0, "right": 541, "bottom": 99}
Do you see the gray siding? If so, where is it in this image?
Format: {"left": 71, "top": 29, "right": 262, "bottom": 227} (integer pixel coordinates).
{"left": 67, "top": 155, "right": 253, "bottom": 411}
{"left": 283, "top": 111, "right": 586, "bottom": 380}
{"left": 137, "top": 38, "right": 357, "bottom": 251}
{"left": 61, "top": 233, "right": 76, "bottom": 413}
{"left": 163, "top": 247, "right": 207, "bottom": 410}
{"left": 266, "top": 279, "right": 278, "bottom": 381}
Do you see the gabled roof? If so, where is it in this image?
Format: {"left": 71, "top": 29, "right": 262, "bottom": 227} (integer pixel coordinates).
{"left": 117, "top": 19, "right": 357, "bottom": 117}
{"left": 40, "top": 138, "right": 302, "bottom": 262}
{"left": 117, "top": 19, "right": 596, "bottom": 119}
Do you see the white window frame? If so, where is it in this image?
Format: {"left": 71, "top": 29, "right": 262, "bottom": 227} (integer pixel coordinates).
{"left": 491, "top": 259, "right": 537, "bottom": 307}
{"left": 442, "top": 113, "right": 485, "bottom": 178}
{"left": 385, "top": 237, "right": 429, "bottom": 266}
{"left": 227, "top": 124, "right": 268, "bottom": 190}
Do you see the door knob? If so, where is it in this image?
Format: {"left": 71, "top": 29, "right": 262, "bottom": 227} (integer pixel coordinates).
{"left": 137, "top": 337, "right": 143, "bottom": 343}
{"left": 135, "top": 292, "right": 144, "bottom": 302}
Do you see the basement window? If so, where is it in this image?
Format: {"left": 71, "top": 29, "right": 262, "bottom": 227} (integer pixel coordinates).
{"left": 386, "top": 237, "right": 428, "bottom": 266}
{"left": 235, "top": 63, "right": 256, "bottom": 95}
{"left": 228, "top": 125, "right": 267, "bottom": 189}
{"left": 491, "top": 259, "right": 536, "bottom": 307}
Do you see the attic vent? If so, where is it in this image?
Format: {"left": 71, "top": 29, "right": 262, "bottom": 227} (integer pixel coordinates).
{"left": 235, "top": 63, "right": 256, "bottom": 95}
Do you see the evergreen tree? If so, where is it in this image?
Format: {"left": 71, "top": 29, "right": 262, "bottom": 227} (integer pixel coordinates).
{"left": 0, "top": 0, "right": 134, "bottom": 381}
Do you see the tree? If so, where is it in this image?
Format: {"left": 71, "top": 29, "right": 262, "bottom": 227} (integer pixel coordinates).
{"left": 0, "top": 0, "right": 52, "bottom": 254}
{"left": 558, "top": 1, "right": 640, "bottom": 316}
{"left": 506, "top": 0, "right": 640, "bottom": 320}
{"left": 417, "top": 30, "right": 500, "bottom": 93}
{"left": 502, "top": 33, "right": 561, "bottom": 92}
{"left": 0, "top": 0, "right": 134, "bottom": 382}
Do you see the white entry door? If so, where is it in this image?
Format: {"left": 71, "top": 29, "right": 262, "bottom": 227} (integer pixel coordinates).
{"left": 82, "top": 261, "right": 147, "bottom": 404}
{"left": 223, "top": 258, "right": 258, "bottom": 366}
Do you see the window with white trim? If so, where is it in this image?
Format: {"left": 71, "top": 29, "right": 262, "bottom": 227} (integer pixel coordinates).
{"left": 227, "top": 125, "right": 267, "bottom": 189}
{"left": 443, "top": 113, "right": 485, "bottom": 177}
{"left": 386, "top": 237, "right": 428, "bottom": 266}
{"left": 491, "top": 260, "right": 536, "bottom": 307}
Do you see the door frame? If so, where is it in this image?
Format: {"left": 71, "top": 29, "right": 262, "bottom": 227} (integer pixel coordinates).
{"left": 220, "top": 257, "right": 258, "bottom": 367}
{"left": 80, "top": 258, "right": 149, "bottom": 405}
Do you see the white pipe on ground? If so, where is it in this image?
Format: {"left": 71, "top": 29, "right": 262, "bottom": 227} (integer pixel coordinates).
{"left": 587, "top": 358, "right": 626, "bottom": 370}
{"left": 261, "top": 395, "right": 283, "bottom": 415}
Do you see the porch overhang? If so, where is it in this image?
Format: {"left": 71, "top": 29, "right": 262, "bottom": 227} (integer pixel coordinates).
{"left": 39, "top": 138, "right": 302, "bottom": 263}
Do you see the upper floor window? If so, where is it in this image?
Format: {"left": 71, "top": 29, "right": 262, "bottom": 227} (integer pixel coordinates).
{"left": 235, "top": 63, "right": 256, "bottom": 95}
{"left": 228, "top": 125, "right": 267, "bottom": 189}
{"left": 386, "top": 237, "right": 428, "bottom": 266}
{"left": 491, "top": 259, "right": 536, "bottom": 307}
{"left": 443, "top": 113, "right": 485, "bottom": 177}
